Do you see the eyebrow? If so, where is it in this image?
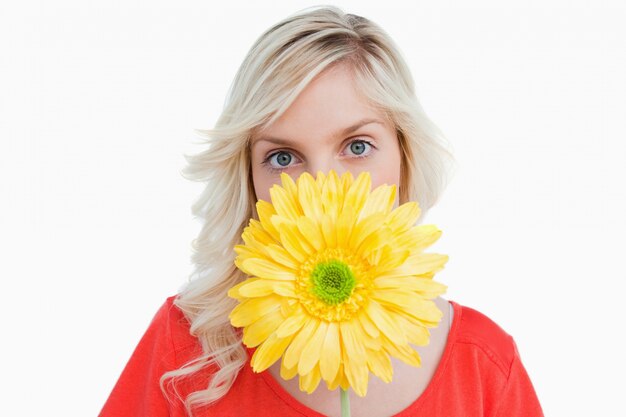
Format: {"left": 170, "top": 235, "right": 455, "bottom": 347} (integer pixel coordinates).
{"left": 252, "top": 118, "right": 384, "bottom": 148}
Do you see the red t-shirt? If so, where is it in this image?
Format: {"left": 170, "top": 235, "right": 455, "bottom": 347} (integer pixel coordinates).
{"left": 100, "top": 296, "right": 543, "bottom": 416}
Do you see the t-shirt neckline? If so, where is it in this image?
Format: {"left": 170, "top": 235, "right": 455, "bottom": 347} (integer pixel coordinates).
{"left": 249, "top": 300, "right": 462, "bottom": 416}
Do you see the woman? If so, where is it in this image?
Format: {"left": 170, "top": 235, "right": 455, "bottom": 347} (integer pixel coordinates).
{"left": 100, "top": 6, "right": 543, "bottom": 417}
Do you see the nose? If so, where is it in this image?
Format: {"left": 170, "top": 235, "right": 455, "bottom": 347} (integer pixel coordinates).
{"left": 306, "top": 156, "right": 347, "bottom": 178}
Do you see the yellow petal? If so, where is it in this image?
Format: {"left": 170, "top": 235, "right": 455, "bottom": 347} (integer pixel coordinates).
{"left": 355, "top": 225, "right": 392, "bottom": 257}
{"left": 277, "top": 223, "right": 309, "bottom": 263}
{"left": 362, "top": 333, "right": 382, "bottom": 351}
{"left": 382, "top": 336, "right": 422, "bottom": 367}
{"left": 283, "top": 319, "right": 319, "bottom": 370}
{"left": 319, "top": 322, "right": 341, "bottom": 383}
{"left": 321, "top": 170, "right": 343, "bottom": 219}
{"left": 251, "top": 332, "right": 295, "bottom": 372}
{"left": 238, "top": 279, "right": 296, "bottom": 298}
{"left": 366, "top": 244, "right": 392, "bottom": 266}
{"left": 270, "top": 184, "right": 302, "bottom": 222}
{"left": 342, "top": 353, "right": 369, "bottom": 397}
{"left": 395, "top": 315, "right": 431, "bottom": 346}
{"left": 280, "top": 358, "right": 298, "bottom": 380}
{"left": 279, "top": 172, "right": 298, "bottom": 197}
{"left": 391, "top": 225, "right": 442, "bottom": 253}
{"left": 299, "top": 364, "right": 322, "bottom": 394}
{"left": 227, "top": 278, "right": 257, "bottom": 301}
{"left": 241, "top": 229, "right": 272, "bottom": 258}
{"left": 351, "top": 318, "right": 378, "bottom": 351}
{"left": 374, "top": 276, "right": 447, "bottom": 298}
{"left": 358, "top": 183, "right": 396, "bottom": 221}
{"left": 229, "top": 295, "right": 282, "bottom": 327}
{"left": 339, "top": 321, "right": 367, "bottom": 365}
{"left": 386, "top": 294, "right": 443, "bottom": 327}
{"left": 280, "top": 298, "right": 298, "bottom": 317}
{"left": 385, "top": 201, "right": 421, "bottom": 232}
{"left": 314, "top": 171, "right": 326, "bottom": 189}
{"left": 387, "top": 305, "right": 441, "bottom": 328}
{"left": 280, "top": 359, "right": 298, "bottom": 381}
{"left": 320, "top": 213, "right": 337, "bottom": 249}
{"left": 243, "top": 308, "right": 283, "bottom": 347}
{"left": 241, "top": 258, "right": 296, "bottom": 281}
{"left": 273, "top": 281, "right": 298, "bottom": 299}
{"left": 339, "top": 370, "right": 350, "bottom": 391}
{"left": 297, "top": 172, "right": 324, "bottom": 222}
{"left": 296, "top": 216, "right": 325, "bottom": 252}
{"left": 274, "top": 307, "right": 307, "bottom": 338}
{"left": 382, "top": 296, "right": 443, "bottom": 324}
{"left": 367, "top": 349, "right": 393, "bottom": 383}
{"left": 269, "top": 213, "right": 292, "bottom": 233}
{"left": 265, "top": 243, "right": 300, "bottom": 270}
{"left": 370, "top": 248, "right": 410, "bottom": 273}
{"left": 372, "top": 289, "right": 423, "bottom": 309}
{"left": 298, "top": 320, "right": 328, "bottom": 375}
{"left": 344, "top": 171, "right": 371, "bottom": 216}
{"left": 338, "top": 322, "right": 373, "bottom": 394}
{"left": 340, "top": 171, "right": 354, "bottom": 198}
{"left": 381, "top": 253, "right": 449, "bottom": 277}
{"left": 236, "top": 279, "right": 273, "bottom": 298}
{"left": 348, "top": 212, "right": 386, "bottom": 250}
{"left": 336, "top": 205, "right": 356, "bottom": 248}
{"left": 248, "top": 219, "right": 277, "bottom": 245}
{"left": 328, "top": 364, "right": 351, "bottom": 391}
{"left": 234, "top": 243, "right": 256, "bottom": 258}
{"left": 365, "top": 300, "right": 407, "bottom": 345}
{"left": 256, "top": 200, "right": 280, "bottom": 242}
{"left": 357, "top": 311, "right": 379, "bottom": 338}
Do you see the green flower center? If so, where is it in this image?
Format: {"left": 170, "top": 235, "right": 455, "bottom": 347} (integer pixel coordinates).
{"left": 310, "top": 260, "right": 356, "bottom": 305}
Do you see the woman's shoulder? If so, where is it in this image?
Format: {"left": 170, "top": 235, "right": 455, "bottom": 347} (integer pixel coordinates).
{"left": 99, "top": 296, "right": 206, "bottom": 417}
{"left": 150, "top": 295, "right": 203, "bottom": 365}
{"left": 438, "top": 301, "right": 544, "bottom": 416}
{"left": 449, "top": 300, "right": 518, "bottom": 375}
{"left": 150, "top": 295, "right": 188, "bottom": 333}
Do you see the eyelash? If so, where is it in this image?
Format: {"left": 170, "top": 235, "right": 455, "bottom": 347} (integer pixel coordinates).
{"left": 261, "top": 139, "right": 376, "bottom": 173}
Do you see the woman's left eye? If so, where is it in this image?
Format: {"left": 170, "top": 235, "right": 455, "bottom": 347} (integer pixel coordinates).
{"left": 345, "top": 139, "right": 374, "bottom": 157}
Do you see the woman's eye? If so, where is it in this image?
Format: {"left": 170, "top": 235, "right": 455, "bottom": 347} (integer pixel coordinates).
{"left": 346, "top": 140, "right": 373, "bottom": 157}
{"left": 266, "top": 151, "right": 295, "bottom": 170}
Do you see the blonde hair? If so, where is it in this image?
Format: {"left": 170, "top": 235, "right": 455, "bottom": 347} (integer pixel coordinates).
{"left": 161, "top": 5, "right": 454, "bottom": 415}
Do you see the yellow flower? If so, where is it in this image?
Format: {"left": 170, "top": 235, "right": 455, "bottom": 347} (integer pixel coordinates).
{"left": 229, "top": 170, "right": 448, "bottom": 397}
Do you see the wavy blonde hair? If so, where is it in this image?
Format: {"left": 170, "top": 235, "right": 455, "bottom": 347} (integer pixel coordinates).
{"left": 161, "top": 5, "right": 454, "bottom": 415}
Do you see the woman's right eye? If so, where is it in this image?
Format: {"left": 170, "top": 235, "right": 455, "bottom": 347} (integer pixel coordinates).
{"left": 263, "top": 151, "right": 297, "bottom": 172}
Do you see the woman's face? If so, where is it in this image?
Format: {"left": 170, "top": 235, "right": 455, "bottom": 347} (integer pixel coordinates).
{"left": 250, "top": 63, "right": 402, "bottom": 207}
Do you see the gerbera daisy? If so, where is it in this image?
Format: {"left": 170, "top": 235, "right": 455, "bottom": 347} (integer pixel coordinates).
{"left": 229, "top": 170, "right": 448, "bottom": 397}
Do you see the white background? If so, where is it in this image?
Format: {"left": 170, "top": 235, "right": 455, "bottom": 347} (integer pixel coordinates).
{"left": 2, "top": 0, "right": 625, "bottom": 415}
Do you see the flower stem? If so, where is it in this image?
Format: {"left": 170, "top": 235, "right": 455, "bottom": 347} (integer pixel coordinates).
{"left": 340, "top": 388, "right": 350, "bottom": 417}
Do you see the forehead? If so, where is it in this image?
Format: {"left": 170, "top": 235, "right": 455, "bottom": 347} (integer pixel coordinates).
{"left": 252, "top": 64, "right": 389, "bottom": 145}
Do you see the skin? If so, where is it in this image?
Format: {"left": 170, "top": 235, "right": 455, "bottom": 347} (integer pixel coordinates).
{"left": 248, "top": 62, "right": 452, "bottom": 417}
{"left": 250, "top": 63, "right": 401, "bottom": 208}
